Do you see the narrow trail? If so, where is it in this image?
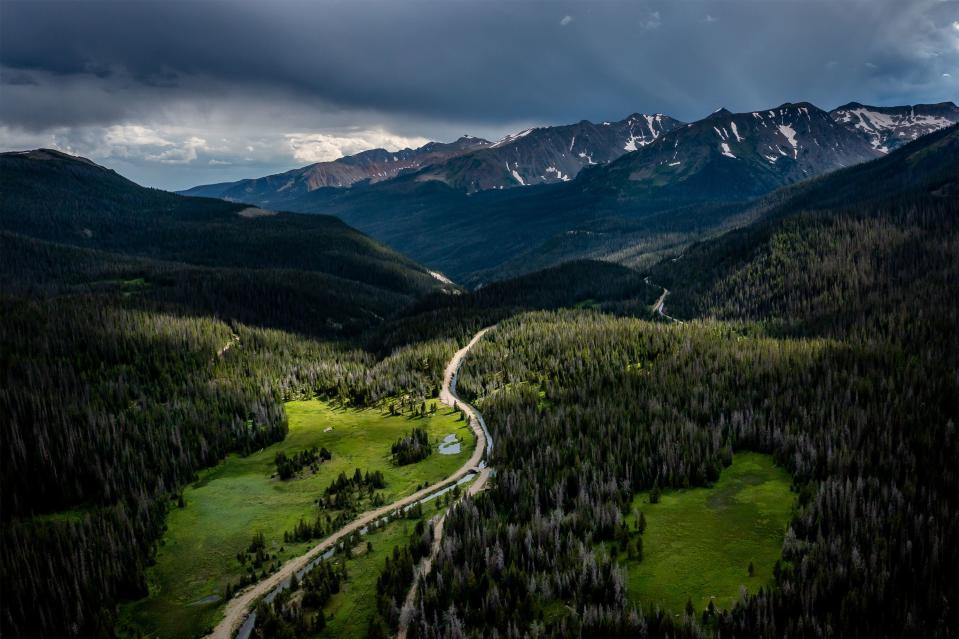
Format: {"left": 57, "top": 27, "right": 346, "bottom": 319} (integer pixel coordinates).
{"left": 204, "top": 327, "right": 494, "bottom": 639}
{"left": 397, "top": 329, "right": 494, "bottom": 639}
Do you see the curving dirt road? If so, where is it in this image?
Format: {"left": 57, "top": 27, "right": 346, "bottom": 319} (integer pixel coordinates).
{"left": 203, "top": 327, "right": 493, "bottom": 639}
{"left": 644, "top": 276, "right": 683, "bottom": 324}
{"left": 397, "top": 329, "right": 494, "bottom": 639}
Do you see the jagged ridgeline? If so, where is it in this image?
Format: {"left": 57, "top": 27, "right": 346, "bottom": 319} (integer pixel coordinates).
{"left": 179, "top": 102, "right": 958, "bottom": 284}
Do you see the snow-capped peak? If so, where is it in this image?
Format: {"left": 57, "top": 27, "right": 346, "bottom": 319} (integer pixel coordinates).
{"left": 491, "top": 128, "right": 535, "bottom": 148}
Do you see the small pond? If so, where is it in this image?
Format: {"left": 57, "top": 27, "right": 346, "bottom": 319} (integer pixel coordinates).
{"left": 437, "top": 433, "right": 461, "bottom": 455}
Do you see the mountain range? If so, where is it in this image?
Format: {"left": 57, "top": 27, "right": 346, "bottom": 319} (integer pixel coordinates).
{"left": 183, "top": 101, "right": 957, "bottom": 202}
{"left": 410, "top": 112, "right": 682, "bottom": 192}
{"left": 181, "top": 112, "right": 685, "bottom": 203}
{"left": 179, "top": 135, "right": 491, "bottom": 208}
{"left": 175, "top": 101, "right": 958, "bottom": 284}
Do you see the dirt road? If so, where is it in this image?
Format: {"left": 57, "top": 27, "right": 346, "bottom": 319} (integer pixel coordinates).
{"left": 397, "top": 329, "right": 494, "bottom": 639}
{"left": 644, "top": 276, "right": 683, "bottom": 323}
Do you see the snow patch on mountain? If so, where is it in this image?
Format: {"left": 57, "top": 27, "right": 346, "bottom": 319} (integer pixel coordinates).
{"left": 428, "top": 270, "right": 453, "bottom": 284}
{"left": 492, "top": 128, "right": 534, "bottom": 149}
{"left": 507, "top": 162, "right": 526, "bottom": 185}
{"left": 624, "top": 114, "right": 667, "bottom": 151}
{"left": 835, "top": 108, "right": 896, "bottom": 152}
{"left": 778, "top": 124, "right": 799, "bottom": 158}
{"left": 730, "top": 122, "right": 744, "bottom": 142}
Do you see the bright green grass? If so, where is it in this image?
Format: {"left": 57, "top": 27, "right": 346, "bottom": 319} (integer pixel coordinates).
{"left": 118, "top": 400, "right": 474, "bottom": 639}
{"left": 320, "top": 495, "right": 455, "bottom": 639}
{"left": 319, "top": 518, "right": 413, "bottom": 639}
{"left": 623, "top": 452, "right": 794, "bottom": 616}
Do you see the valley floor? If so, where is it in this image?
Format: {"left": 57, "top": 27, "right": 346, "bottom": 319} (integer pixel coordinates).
{"left": 117, "top": 400, "right": 475, "bottom": 639}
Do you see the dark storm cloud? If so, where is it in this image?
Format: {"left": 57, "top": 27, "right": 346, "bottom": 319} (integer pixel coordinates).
{"left": 3, "top": 0, "right": 956, "bottom": 129}
{"left": 1, "top": 0, "right": 955, "bottom": 189}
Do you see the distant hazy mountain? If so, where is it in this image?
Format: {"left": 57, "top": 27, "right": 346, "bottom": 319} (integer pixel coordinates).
{"left": 180, "top": 114, "right": 681, "bottom": 201}
{"left": 410, "top": 113, "right": 683, "bottom": 192}
{"left": 179, "top": 136, "right": 490, "bottom": 206}
{"left": 830, "top": 101, "right": 959, "bottom": 153}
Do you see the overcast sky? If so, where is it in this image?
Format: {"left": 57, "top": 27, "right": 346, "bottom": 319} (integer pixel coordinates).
{"left": 2, "top": 0, "right": 956, "bottom": 190}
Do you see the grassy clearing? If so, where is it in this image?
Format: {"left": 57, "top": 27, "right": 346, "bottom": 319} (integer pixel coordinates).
{"left": 320, "top": 495, "right": 454, "bottom": 639}
{"left": 621, "top": 452, "right": 794, "bottom": 616}
{"left": 118, "top": 400, "right": 474, "bottom": 639}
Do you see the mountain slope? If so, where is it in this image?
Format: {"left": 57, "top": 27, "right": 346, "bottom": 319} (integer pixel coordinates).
{"left": 830, "top": 101, "right": 959, "bottom": 153}
{"left": 651, "top": 123, "right": 959, "bottom": 346}
{"left": 181, "top": 114, "right": 681, "bottom": 203}
{"left": 456, "top": 101, "right": 956, "bottom": 280}
{"left": 179, "top": 136, "right": 490, "bottom": 207}
{"left": 411, "top": 113, "right": 682, "bottom": 192}
{"left": 579, "top": 102, "right": 880, "bottom": 204}
{"left": 0, "top": 149, "right": 451, "bottom": 333}
{"left": 179, "top": 101, "right": 956, "bottom": 286}
{"left": 284, "top": 102, "right": 903, "bottom": 282}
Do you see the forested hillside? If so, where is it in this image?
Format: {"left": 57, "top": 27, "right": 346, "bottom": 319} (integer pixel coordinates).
{"left": 652, "top": 123, "right": 959, "bottom": 350}
{"left": 0, "top": 149, "right": 445, "bottom": 314}
{"left": 0, "top": 280, "right": 466, "bottom": 637}
{"left": 0, "top": 150, "right": 454, "bottom": 638}
{"left": 364, "top": 259, "right": 658, "bottom": 353}
{"left": 401, "top": 309, "right": 956, "bottom": 638}
{"left": 2, "top": 233, "right": 425, "bottom": 338}
{"left": 394, "top": 126, "right": 959, "bottom": 638}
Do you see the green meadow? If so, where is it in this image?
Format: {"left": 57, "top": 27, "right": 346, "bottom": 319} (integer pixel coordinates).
{"left": 622, "top": 452, "right": 794, "bottom": 616}
{"left": 118, "top": 400, "right": 474, "bottom": 639}
{"left": 320, "top": 494, "right": 456, "bottom": 639}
